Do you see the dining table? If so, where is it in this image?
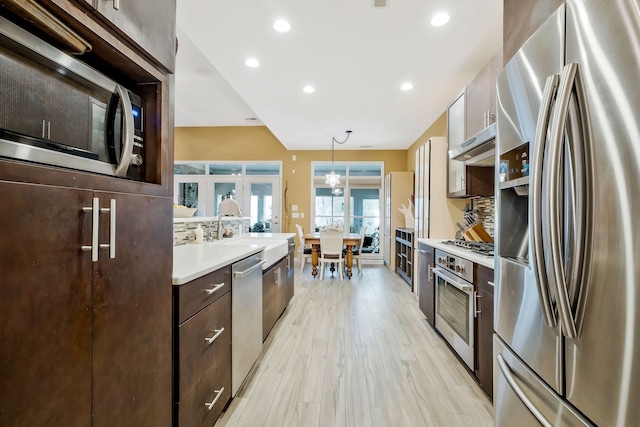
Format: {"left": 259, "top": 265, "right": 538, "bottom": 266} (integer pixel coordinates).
{"left": 304, "top": 232, "right": 361, "bottom": 279}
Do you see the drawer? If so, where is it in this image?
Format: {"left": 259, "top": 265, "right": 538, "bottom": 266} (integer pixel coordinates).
{"left": 175, "top": 265, "right": 231, "bottom": 324}
{"left": 177, "top": 343, "right": 231, "bottom": 427}
{"left": 178, "top": 292, "right": 231, "bottom": 394}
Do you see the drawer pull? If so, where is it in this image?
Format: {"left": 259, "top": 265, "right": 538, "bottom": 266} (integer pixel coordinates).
{"left": 205, "top": 327, "right": 225, "bottom": 344}
{"left": 204, "top": 283, "right": 225, "bottom": 295}
{"left": 205, "top": 387, "right": 225, "bottom": 411}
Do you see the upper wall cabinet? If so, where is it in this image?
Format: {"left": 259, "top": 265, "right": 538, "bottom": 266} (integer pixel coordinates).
{"left": 447, "top": 91, "right": 466, "bottom": 196}
{"left": 503, "top": 0, "right": 564, "bottom": 64}
{"left": 465, "top": 50, "right": 503, "bottom": 138}
{"left": 83, "top": 0, "right": 176, "bottom": 72}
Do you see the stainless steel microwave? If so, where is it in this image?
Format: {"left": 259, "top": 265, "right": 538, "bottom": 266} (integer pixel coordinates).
{"left": 0, "top": 15, "right": 146, "bottom": 180}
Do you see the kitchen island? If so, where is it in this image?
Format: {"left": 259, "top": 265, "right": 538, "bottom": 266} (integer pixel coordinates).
{"left": 172, "top": 233, "right": 295, "bottom": 427}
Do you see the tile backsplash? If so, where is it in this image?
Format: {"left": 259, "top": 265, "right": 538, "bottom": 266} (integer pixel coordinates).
{"left": 173, "top": 217, "right": 251, "bottom": 246}
{"left": 472, "top": 196, "right": 495, "bottom": 238}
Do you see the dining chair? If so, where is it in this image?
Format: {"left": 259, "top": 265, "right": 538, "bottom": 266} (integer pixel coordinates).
{"left": 349, "top": 225, "right": 367, "bottom": 276}
{"left": 319, "top": 227, "right": 344, "bottom": 281}
{"left": 296, "top": 224, "right": 313, "bottom": 273}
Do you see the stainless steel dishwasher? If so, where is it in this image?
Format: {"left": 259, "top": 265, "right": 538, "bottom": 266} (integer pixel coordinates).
{"left": 231, "top": 253, "right": 266, "bottom": 396}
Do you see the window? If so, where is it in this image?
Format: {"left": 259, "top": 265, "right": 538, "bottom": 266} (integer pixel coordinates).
{"left": 174, "top": 161, "right": 282, "bottom": 232}
{"left": 312, "top": 162, "right": 383, "bottom": 256}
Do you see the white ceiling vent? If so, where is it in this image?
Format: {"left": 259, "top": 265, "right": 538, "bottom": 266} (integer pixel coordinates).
{"left": 373, "top": 0, "right": 389, "bottom": 8}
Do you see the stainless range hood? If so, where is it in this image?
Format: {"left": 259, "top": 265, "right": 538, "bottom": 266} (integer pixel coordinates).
{"left": 448, "top": 123, "right": 496, "bottom": 167}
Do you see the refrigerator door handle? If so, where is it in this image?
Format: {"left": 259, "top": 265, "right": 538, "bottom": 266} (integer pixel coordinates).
{"left": 547, "top": 63, "right": 579, "bottom": 339}
{"left": 565, "top": 66, "right": 594, "bottom": 338}
{"left": 531, "top": 74, "right": 559, "bottom": 328}
{"left": 497, "top": 354, "right": 553, "bottom": 427}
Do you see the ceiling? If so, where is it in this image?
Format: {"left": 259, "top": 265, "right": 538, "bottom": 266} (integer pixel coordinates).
{"left": 175, "top": 0, "right": 503, "bottom": 151}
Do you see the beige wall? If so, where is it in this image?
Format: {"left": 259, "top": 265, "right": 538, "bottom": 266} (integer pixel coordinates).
{"left": 403, "top": 111, "right": 468, "bottom": 233}
{"left": 175, "top": 126, "right": 407, "bottom": 234}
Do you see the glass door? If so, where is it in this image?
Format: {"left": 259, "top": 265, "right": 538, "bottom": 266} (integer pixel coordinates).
{"left": 211, "top": 178, "right": 243, "bottom": 217}
{"left": 173, "top": 162, "right": 208, "bottom": 216}
{"left": 244, "top": 177, "right": 281, "bottom": 232}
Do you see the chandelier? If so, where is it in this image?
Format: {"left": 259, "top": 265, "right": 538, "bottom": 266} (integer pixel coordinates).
{"left": 326, "top": 130, "right": 352, "bottom": 188}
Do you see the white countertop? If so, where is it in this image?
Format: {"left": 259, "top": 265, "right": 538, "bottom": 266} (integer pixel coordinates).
{"left": 416, "top": 238, "right": 495, "bottom": 269}
{"left": 172, "top": 233, "right": 295, "bottom": 285}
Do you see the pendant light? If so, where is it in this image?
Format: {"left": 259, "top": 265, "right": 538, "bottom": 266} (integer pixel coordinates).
{"left": 325, "top": 130, "right": 352, "bottom": 188}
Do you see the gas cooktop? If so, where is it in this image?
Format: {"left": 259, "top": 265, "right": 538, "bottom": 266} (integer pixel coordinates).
{"left": 442, "top": 239, "right": 494, "bottom": 257}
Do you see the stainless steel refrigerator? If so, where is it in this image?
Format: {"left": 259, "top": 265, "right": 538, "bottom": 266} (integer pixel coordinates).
{"left": 494, "top": 1, "right": 640, "bottom": 426}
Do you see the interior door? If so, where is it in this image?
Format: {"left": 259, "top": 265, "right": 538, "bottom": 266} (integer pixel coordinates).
{"left": 210, "top": 177, "right": 243, "bottom": 217}
{"left": 244, "top": 177, "right": 281, "bottom": 233}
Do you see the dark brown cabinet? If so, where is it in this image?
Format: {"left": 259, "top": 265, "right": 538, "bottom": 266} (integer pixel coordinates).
{"left": 395, "top": 228, "right": 413, "bottom": 286}
{"left": 0, "top": 181, "right": 173, "bottom": 426}
{"left": 474, "top": 264, "right": 495, "bottom": 400}
{"left": 285, "top": 242, "right": 295, "bottom": 309}
{"left": 263, "top": 239, "right": 295, "bottom": 341}
{"left": 81, "top": 0, "right": 176, "bottom": 71}
{"left": 173, "top": 268, "right": 232, "bottom": 427}
{"left": 418, "top": 243, "right": 435, "bottom": 327}
{"left": 0, "top": 181, "right": 93, "bottom": 427}
{"left": 263, "top": 258, "right": 286, "bottom": 341}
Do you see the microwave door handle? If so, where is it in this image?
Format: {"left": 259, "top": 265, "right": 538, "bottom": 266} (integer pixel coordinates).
{"left": 548, "top": 63, "right": 578, "bottom": 339}
{"left": 531, "top": 74, "right": 558, "bottom": 328}
{"left": 113, "top": 85, "right": 135, "bottom": 177}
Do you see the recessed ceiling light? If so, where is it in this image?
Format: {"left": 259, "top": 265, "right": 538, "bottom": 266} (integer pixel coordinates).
{"left": 431, "top": 12, "right": 450, "bottom": 27}
{"left": 245, "top": 58, "right": 260, "bottom": 68}
{"left": 302, "top": 85, "right": 315, "bottom": 93}
{"left": 273, "top": 20, "right": 291, "bottom": 32}
{"left": 400, "top": 82, "right": 414, "bottom": 91}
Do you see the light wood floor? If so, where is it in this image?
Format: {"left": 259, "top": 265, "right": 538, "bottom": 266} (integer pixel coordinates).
{"left": 215, "top": 265, "right": 494, "bottom": 427}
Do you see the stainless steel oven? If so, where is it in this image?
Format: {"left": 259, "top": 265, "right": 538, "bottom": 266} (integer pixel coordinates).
{"left": 433, "top": 248, "right": 475, "bottom": 369}
{"left": 0, "top": 15, "right": 146, "bottom": 180}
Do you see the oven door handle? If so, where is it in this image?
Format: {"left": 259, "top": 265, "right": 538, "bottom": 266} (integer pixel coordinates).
{"left": 432, "top": 267, "right": 473, "bottom": 293}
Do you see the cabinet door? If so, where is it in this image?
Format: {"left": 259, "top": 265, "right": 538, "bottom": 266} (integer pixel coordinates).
{"left": 0, "top": 181, "right": 92, "bottom": 426}
{"left": 447, "top": 91, "right": 466, "bottom": 196}
{"left": 274, "top": 258, "right": 287, "bottom": 318}
{"left": 465, "top": 60, "right": 492, "bottom": 138}
{"left": 92, "top": 191, "right": 172, "bottom": 427}
{"left": 262, "top": 267, "right": 276, "bottom": 341}
{"left": 92, "top": 0, "right": 176, "bottom": 71}
{"left": 285, "top": 248, "right": 295, "bottom": 306}
{"left": 475, "top": 265, "right": 494, "bottom": 400}
{"left": 418, "top": 244, "right": 435, "bottom": 327}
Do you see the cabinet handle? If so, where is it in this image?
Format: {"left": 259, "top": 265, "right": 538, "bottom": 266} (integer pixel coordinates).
{"left": 204, "top": 387, "right": 225, "bottom": 411}
{"left": 113, "top": 0, "right": 120, "bottom": 10}
{"left": 475, "top": 292, "right": 482, "bottom": 317}
{"left": 205, "top": 327, "right": 224, "bottom": 344}
{"left": 487, "top": 281, "right": 494, "bottom": 286}
{"left": 428, "top": 265, "right": 432, "bottom": 282}
{"left": 99, "top": 199, "right": 116, "bottom": 259}
{"left": 204, "top": 283, "right": 225, "bottom": 295}
{"left": 46, "top": 121, "right": 51, "bottom": 140}
{"left": 81, "top": 197, "right": 100, "bottom": 262}
{"left": 41, "top": 120, "right": 46, "bottom": 139}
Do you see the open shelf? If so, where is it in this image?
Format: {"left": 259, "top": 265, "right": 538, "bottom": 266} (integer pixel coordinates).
{"left": 395, "top": 228, "right": 414, "bottom": 286}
